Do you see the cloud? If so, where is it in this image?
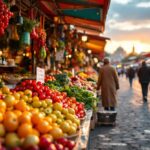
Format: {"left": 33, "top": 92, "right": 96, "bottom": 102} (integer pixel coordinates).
{"left": 136, "top": 2, "right": 150, "bottom": 8}
{"left": 112, "top": 0, "right": 132, "bottom": 5}
{"left": 112, "top": 13, "right": 120, "bottom": 19}
{"left": 104, "top": 0, "right": 150, "bottom": 54}
{"left": 107, "top": 2, "right": 150, "bottom": 21}
{"left": 104, "top": 28, "right": 150, "bottom": 44}
{"left": 107, "top": 20, "right": 150, "bottom": 31}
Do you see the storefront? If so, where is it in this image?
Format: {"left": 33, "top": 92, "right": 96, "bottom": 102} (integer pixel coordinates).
{"left": 0, "top": 0, "right": 110, "bottom": 149}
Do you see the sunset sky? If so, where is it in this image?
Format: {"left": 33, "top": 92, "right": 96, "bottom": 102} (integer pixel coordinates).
{"left": 104, "top": 0, "right": 150, "bottom": 54}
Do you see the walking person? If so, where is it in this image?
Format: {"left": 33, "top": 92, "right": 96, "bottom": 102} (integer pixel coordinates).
{"left": 97, "top": 57, "right": 119, "bottom": 111}
{"left": 137, "top": 61, "right": 150, "bottom": 102}
{"left": 127, "top": 66, "right": 135, "bottom": 87}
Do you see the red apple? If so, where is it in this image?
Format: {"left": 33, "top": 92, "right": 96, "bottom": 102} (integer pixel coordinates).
{"left": 57, "top": 138, "right": 68, "bottom": 146}
{"left": 46, "top": 143, "right": 57, "bottom": 150}
{"left": 66, "top": 141, "right": 75, "bottom": 150}
{"left": 39, "top": 136, "right": 51, "bottom": 148}
{"left": 55, "top": 143, "right": 64, "bottom": 150}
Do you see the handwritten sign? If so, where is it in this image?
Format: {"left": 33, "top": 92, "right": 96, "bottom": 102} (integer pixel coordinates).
{"left": 36, "top": 67, "right": 45, "bottom": 83}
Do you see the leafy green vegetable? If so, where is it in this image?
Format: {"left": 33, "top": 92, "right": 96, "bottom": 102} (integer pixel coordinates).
{"left": 45, "top": 73, "right": 98, "bottom": 110}
{"left": 86, "top": 78, "right": 96, "bottom": 82}
{"left": 62, "top": 85, "right": 98, "bottom": 110}
{"left": 54, "top": 73, "right": 69, "bottom": 86}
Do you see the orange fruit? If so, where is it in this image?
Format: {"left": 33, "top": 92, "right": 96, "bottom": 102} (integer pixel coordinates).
{"left": 31, "top": 113, "right": 44, "bottom": 125}
{"left": 18, "top": 123, "right": 32, "bottom": 138}
{"left": 36, "top": 120, "right": 51, "bottom": 134}
{"left": 0, "top": 112, "right": 3, "bottom": 122}
{"left": 0, "top": 123, "right": 5, "bottom": 137}
{"left": 41, "top": 134, "right": 53, "bottom": 142}
{"left": 32, "top": 96, "right": 39, "bottom": 101}
{"left": 14, "top": 100, "right": 28, "bottom": 112}
{"left": 52, "top": 123, "right": 59, "bottom": 127}
{"left": 30, "top": 108, "right": 39, "bottom": 114}
{"left": 13, "top": 92, "right": 21, "bottom": 100}
{"left": 31, "top": 128, "right": 40, "bottom": 136}
{"left": 18, "top": 91, "right": 24, "bottom": 97}
{"left": 13, "top": 110, "right": 22, "bottom": 117}
{"left": 23, "top": 134, "right": 39, "bottom": 148}
{"left": 24, "top": 90, "right": 32, "bottom": 97}
{"left": 21, "top": 95, "right": 29, "bottom": 102}
{"left": 5, "top": 133, "right": 21, "bottom": 148}
{"left": 4, "top": 95, "right": 16, "bottom": 107}
{"left": 50, "top": 127, "right": 63, "bottom": 139}
{"left": 0, "top": 100, "right": 6, "bottom": 110}
{"left": 2, "top": 86, "right": 10, "bottom": 94}
{"left": 19, "top": 111, "right": 32, "bottom": 124}
{"left": 60, "top": 121, "right": 70, "bottom": 133}
{"left": 0, "top": 108, "right": 5, "bottom": 114}
{"left": 44, "top": 116, "right": 52, "bottom": 124}
{"left": 6, "top": 107, "right": 14, "bottom": 111}
{"left": 3, "top": 112, "right": 19, "bottom": 132}
{"left": 49, "top": 114, "right": 57, "bottom": 123}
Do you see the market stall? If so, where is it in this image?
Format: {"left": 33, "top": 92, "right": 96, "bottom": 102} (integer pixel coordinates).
{"left": 0, "top": 0, "right": 111, "bottom": 149}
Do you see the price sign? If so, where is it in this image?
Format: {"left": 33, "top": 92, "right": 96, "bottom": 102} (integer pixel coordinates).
{"left": 36, "top": 67, "right": 45, "bottom": 83}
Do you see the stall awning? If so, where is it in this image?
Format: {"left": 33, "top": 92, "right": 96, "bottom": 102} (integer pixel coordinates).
{"left": 39, "top": 0, "right": 110, "bottom": 33}
{"left": 79, "top": 34, "right": 110, "bottom": 54}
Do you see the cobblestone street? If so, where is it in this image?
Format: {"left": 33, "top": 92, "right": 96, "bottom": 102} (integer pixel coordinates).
{"left": 88, "top": 76, "right": 150, "bottom": 150}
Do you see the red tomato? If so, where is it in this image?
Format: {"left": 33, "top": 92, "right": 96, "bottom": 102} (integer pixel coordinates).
{"left": 39, "top": 94, "right": 46, "bottom": 100}
{"left": 21, "top": 81, "right": 26, "bottom": 87}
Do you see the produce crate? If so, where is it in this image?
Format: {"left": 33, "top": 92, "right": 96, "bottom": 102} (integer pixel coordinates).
{"left": 97, "top": 110, "right": 117, "bottom": 126}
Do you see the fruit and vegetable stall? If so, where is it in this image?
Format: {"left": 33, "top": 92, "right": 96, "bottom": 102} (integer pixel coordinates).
{"left": 0, "top": 0, "right": 110, "bottom": 149}
{"left": 0, "top": 72, "right": 97, "bottom": 150}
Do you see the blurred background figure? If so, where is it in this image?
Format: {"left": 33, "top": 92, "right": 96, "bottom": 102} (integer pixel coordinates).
{"left": 127, "top": 66, "right": 135, "bottom": 88}
{"left": 138, "top": 61, "right": 150, "bottom": 102}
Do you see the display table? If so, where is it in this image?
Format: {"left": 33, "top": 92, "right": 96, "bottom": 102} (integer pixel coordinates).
{"left": 75, "top": 110, "right": 93, "bottom": 150}
{"left": 0, "top": 65, "right": 17, "bottom": 73}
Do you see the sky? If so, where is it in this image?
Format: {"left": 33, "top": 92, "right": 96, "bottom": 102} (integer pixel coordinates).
{"left": 104, "top": 0, "right": 150, "bottom": 54}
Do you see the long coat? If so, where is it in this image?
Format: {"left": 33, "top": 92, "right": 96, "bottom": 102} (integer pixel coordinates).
{"left": 138, "top": 65, "right": 150, "bottom": 84}
{"left": 97, "top": 64, "right": 119, "bottom": 107}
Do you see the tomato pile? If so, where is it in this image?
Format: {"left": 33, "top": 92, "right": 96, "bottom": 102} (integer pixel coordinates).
{"left": 13, "top": 80, "right": 85, "bottom": 118}
{"left": 0, "top": 0, "right": 13, "bottom": 36}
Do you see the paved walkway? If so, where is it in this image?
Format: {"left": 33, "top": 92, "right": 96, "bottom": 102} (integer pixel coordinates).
{"left": 88, "top": 76, "right": 150, "bottom": 150}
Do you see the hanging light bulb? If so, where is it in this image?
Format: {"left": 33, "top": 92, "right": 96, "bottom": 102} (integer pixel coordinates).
{"left": 81, "top": 30, "right": 88, "bottom": 42}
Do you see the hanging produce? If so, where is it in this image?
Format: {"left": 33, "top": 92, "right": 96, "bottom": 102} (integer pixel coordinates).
{"left": 0, "top": 0, "right": 13, "bottom": 36}
{"left": 39, "top": 46, "right": 47, "bottom": 59}
{"left": 31, "top": 27, "right": 48, "bottom": 59}
{"left": 20, "top": 18, "right": 37, "bottom": 46}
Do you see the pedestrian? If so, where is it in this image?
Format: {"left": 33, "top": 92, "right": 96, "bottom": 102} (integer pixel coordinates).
{"left": 127, "top": 66, "right": 135, "bottom": 87}
{"left": 137, "top": 61, "right": 150, "bottom": 102}
{"left": 97, "top": 57, "right": 119, "bottom": 111}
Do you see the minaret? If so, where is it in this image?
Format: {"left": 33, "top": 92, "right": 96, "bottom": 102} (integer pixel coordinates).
{"left": 132, "top": 45, "right": 135, "bottom": 54}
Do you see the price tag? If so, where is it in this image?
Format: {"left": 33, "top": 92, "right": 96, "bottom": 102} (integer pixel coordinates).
{"left": 36, "top": 67, "right": 45, "bottom": 83}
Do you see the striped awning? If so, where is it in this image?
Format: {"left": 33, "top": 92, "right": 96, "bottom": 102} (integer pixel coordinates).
{"left": 39, "top": 0, "right": 110, "bottom": 33}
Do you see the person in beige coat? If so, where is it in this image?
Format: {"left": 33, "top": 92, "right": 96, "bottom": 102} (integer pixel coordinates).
{"left": 97, "top": 58, "right": 119, "bottom": 111}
